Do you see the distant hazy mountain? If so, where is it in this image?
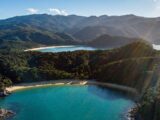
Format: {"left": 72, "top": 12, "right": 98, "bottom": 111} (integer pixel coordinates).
{"left": 72, "top": 26, "right": 125, "bottom": 42}
{"left": 0, "top": 14, "right": 160, "bottom": 48}
{"left": 68, "top": 14, "right": 160, "bottom": 43}
{"left": 87, "top": 34, "right": 142, "bottom": 48}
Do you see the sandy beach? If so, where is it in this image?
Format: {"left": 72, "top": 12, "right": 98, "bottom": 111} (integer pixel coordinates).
{"left": 6, "top": 80, "right": 88, "bottom": 92}
{"left": 6, "top": 80, "right": 138, "bottom": 96}
{"left": 24, "top": 45, "right": 75, "bottom": 52}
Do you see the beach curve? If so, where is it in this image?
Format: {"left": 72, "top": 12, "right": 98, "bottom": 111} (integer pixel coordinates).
{"left": 6, "top": 80, "right": 138, "bottom": 96}
{"left": 24, "top": 45, "right": 75, "bottom": 52}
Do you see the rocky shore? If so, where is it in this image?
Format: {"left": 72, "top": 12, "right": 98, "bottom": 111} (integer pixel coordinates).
{"left": 0, "top": 90, "right": 14, "bottom": 120}
{"left": 127, "top": 104, "right": 141, "bottom": 120}
{"left": 0, "top": 90, "right": 11, "bottom": 97}
{"left": 0, "top": 109, "right": 15, "bottom": 120}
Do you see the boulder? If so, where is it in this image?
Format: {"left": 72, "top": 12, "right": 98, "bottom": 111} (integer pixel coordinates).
{"left": 0, "top": 90, "right": 11, "bottom": 97}
{"left": 0, "top": 109, "right": 15, "bottom": 119}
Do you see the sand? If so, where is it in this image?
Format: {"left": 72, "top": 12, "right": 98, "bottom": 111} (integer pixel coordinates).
{"left": 6, "top": 80, "right": 88, "bottom": 92}
{"left": 24, "top": 45, "right": 75, "bottom": 52}
{"left": 6, "top": 80, "right": 138, "bottom": 96}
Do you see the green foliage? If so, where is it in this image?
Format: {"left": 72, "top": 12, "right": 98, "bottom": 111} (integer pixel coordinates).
{"left": 0, "top": 41, "right": 156, "bottom": 87}
{"left": 0, "top": 74, "right": 12, "bottom": 91}
{"left": 138, "top": 87, "right": 160, "bottom": 120}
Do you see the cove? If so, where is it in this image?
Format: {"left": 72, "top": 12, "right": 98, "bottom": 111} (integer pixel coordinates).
{"left": 0, "top": 85, "right": 134, "bottom": 120}
{"left": 38, "top": 46, "right": 97, "bottom": 53}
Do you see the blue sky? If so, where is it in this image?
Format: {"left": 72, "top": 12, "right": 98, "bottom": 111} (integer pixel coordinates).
{"left": 0, "top": 0, "right": 160, "bottom": 19}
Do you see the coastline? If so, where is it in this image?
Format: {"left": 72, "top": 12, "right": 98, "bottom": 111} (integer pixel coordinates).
{"left": 6, "top": 80, "right": 138, "bottom": 95}
{"left": 6, "top": 80, "right": 88, "bottom": 92}
{"left": 24, "top": 45, "right": 75, "bottom": 52}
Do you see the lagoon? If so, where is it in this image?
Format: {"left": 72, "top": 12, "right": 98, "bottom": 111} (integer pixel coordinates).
{"left": 33, "top": 44, "right": 160, "bottom": 52}
{"left": 0, "top": 85, "right": 134, "bottom": 120}
{"left": 37, "top": 46, "right": 97, "bottom": 53}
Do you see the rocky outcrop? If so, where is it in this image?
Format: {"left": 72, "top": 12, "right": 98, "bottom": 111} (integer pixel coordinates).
{"left": 0, "top": 109, "right": 15, "bottom": 119}
{"left": 127, "top": 104, "right": 142, "bottom": 120}
{"left": 0, "top": 90, "right": 11, "bottom": 97}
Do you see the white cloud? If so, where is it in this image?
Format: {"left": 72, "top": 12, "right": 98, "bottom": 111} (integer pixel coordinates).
{"left": 48, "top": 8, "right": 68, "bottom": 16}
{"left": 152, "top": 0, "right": 160, "bottom": 16}
{"left": 26, "top": 8, "right": 39, "bottom": 14}
{"left": 153, "top": 0, "right": 160, "bottom": 2}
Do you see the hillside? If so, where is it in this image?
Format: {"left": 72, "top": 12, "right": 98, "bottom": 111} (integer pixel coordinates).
{"left": 0, "top": 29, "right": 78, "bottom": 45}
{"left": 71, "top": 15, "right": 160, "bottom": 43}
{"left": 0, "top": 14, "right": 81, "bottom": 49}
{"left": 73, "top": 26, "right": 124, "bottom": 41}
{"left": 87, "top": 34, "right": 143, "bottom": 48}
{"left": 0, "top": 41, "right": 155, "bottom": 86}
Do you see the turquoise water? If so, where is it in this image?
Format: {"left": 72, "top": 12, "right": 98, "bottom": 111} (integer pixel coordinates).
{"left": 0, "top": 85, "right": 134, "bottom": 120}
{"left": 39, "top": 46, "right": 97, "bottom": 53}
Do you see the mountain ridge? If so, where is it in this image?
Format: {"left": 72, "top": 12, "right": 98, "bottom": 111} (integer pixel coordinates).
{"left": 0, "top": 14, "right": 160, "bottom": 51}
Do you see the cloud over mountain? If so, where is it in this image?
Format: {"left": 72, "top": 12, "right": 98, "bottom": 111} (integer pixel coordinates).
{"left": 48, "top": 8, "right": 68, "bottom": 16}
{"left": 26, "top": 8, "right": 39, "bottom": 14}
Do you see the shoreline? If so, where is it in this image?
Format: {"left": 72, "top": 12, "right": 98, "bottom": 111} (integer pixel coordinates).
{"left": 6, "top": 80, "right": 138, "bottom": 95}
{"left": 24, "top": 45, "right": 75, "bottom": 52}
{"left": 6, "top": 80, "right": 88, "bottom": 92}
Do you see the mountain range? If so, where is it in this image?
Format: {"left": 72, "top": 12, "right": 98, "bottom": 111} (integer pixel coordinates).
{"left": 0, "top": 14, "right": 160, "bottom": 50}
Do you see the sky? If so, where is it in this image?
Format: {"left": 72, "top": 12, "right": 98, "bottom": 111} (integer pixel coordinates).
{"left": 0, "top": 0, "right": 160, "bottom": 19}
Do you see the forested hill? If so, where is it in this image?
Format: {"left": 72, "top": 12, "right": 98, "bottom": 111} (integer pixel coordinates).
{"left": 87, "top": 34, "right": 142, "bottom": 48}
{"left": 0, "top": 41, "right": 156, "bottom": 89}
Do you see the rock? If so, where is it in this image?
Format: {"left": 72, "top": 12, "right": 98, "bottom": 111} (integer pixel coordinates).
{"left": 127, "top": 105, "right": 140, "bottom": 120}
{"left": 0, "top": 109, "right": 15, "bottom": 119}
{"left": 0, "top": 89, "right": 11, "bottom": 97}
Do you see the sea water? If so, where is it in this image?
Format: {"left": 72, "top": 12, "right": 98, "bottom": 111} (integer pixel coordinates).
{"left": 0, "top": 85, "right": 134, "bottom": 120}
